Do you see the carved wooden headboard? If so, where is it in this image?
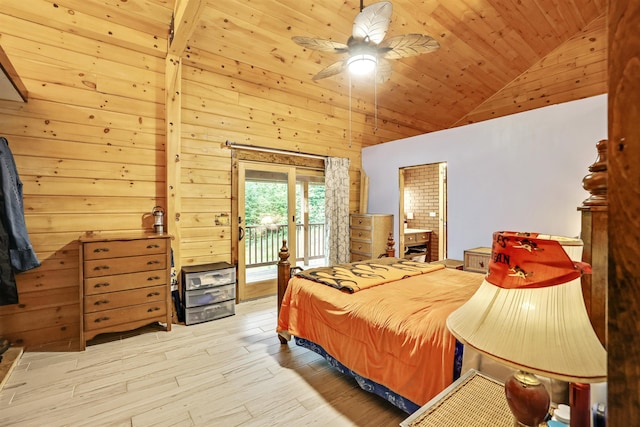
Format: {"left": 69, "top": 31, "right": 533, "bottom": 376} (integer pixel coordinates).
{"left": 578, "top": 139, "right": 608, "bottom": 348}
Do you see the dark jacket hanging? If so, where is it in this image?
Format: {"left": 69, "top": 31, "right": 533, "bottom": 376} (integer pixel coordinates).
{"left": 0, "top": 208, "right": 17, "bottom": 305}
{"left": 0, "top": 136, "right": 40, "bottom": 305}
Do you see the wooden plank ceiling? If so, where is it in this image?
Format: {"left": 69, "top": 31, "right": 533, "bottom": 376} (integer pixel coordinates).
{"left": 17, "top": 0, "right": 608, "bottom": 146}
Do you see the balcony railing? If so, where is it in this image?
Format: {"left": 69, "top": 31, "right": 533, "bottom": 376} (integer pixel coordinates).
{"left": 245, "top": 223, "right": 325, "bottom": 268}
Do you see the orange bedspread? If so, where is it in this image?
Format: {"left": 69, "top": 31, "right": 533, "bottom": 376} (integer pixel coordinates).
{"left": 277, "top": 265, "right": 483, "bottom": 406}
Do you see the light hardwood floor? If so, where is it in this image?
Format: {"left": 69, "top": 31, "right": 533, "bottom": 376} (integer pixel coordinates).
{"left": 0, "top": 296, "right": 406, "bottom": 426}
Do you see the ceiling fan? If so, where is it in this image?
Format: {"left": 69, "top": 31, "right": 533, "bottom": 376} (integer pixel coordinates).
{"left": 292, "top": 1, "right": 440, "bottom": 82}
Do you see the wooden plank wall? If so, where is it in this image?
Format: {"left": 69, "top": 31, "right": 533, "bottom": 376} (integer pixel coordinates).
{"left": 176, "top": 63, "right": 365, "bottom": 271}
{"left": 0, "top": 4, "right": 170, "bottom": 350}
{"left": 0, "top": 2, "right": 366, "bottom": 350}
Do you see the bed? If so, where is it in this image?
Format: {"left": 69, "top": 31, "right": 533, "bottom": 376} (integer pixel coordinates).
{"left": 275, "top": 140, "right": 607, "bottom": 415}
{"left": 276, "top": 252, "right": 483, "bottom": 413}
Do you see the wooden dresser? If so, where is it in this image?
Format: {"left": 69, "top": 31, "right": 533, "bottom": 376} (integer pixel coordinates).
{"left": 349, "top": 214, "right": 393, "bottom": 262}
{"left": 79, "top": 233, "right": 173, "bottom": 349}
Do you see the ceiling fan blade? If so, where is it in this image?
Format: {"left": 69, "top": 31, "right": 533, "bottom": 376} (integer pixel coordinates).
{"left": 375, "top": 58, "right": 393, "bottom": 83}
{"left": 292, "top": 36, "right": 349, "bottom": 53}
{"left": 352, "top": 1, "right": 392, "bottom": 44}
{"left": 312, "top": 60, "right": 347, "bottom": 80}
{"left": 378, "top": 34, "right": 440, "bottom": 59}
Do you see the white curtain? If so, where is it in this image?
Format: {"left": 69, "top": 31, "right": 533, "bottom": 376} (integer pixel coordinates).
{"left": 325, "top": 157, "right": 351, "bottom": 265}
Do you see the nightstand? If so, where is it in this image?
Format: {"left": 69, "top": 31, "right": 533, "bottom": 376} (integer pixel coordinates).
{"left": 463, "top": 247, "right": 492, "bottom": 273}
{"left": 400, "top": 369, "right": 513, "bottom": 427}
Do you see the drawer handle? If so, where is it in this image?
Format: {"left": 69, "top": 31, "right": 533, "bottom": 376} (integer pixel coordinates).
{"left": 93, "top": 265, "right": 110, "bottom": 271}
{"left": 94, "top": 316, "right": 110, "bottom": 323}
{"left": 358, "top": 219, "right": 363, "bottom": 224}
{"left": 479, "top": 261, "right": 484, "bottom": 268}
{"left": 147, "top": 307, "right": 161, "bottom": 312}
{"left": 358, "top": 232, "right": 362, "bottom": 237}
{"left": 147, "top": 260, "right": 160, "bottom": 265}
{"left": 147, "top": 244, "right": 160, "bottom": 249}
{"left": 147, "top": 276, "right": 161, "bottom": 281}
{"left": 94, "top": 299, "right": 110, "bottom": 306}
{"left": 358, "top": 245, "right": 362, "bottom": 249}
{"left": 147, "top": 291, "right": 160, "bottom": 297}
{"left": 94, "top": 282, "right": 110, "bottom": 288}
{"left": 93, "top": 247, "right": 110, "bottom": 253}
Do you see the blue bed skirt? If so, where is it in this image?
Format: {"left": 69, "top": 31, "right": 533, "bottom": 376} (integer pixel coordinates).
{"left": 294, "top": 337, "right": 465, "bottom": 414}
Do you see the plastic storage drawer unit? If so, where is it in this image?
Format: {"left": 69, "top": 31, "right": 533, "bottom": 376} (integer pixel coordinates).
{"left": 181, "top": 262, "right": 236, "bottom": 325}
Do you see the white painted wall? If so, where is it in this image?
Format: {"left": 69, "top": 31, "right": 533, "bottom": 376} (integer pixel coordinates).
{"left": 362, "top": 94, "right": 607, "bottom": 260}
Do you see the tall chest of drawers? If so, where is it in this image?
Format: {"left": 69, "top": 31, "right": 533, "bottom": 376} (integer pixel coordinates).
{"left": 79, "top": 233, "right": 172, "bottom": 349}
{"left": 349, "top": 213, "right": 393, "bottom": 262}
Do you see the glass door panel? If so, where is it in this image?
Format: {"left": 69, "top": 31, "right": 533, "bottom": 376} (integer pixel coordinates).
{"left": 295, "top": 174, "right": 326, "bottom": 270}
{"left": 238, "top": 163, "right": 295, "bottom": 301}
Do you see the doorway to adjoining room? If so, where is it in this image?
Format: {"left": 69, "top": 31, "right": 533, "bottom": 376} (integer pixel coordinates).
{"left": 398, "top": 162, "right": 448, "bottom": 262}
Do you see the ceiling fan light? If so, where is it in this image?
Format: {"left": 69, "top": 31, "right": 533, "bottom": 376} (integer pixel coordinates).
{"left": 347, "top": 54, "right": 377, "bottom": 75}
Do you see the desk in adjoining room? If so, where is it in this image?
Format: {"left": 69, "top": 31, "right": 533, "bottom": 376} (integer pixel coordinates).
{"left": 403, "top": 228, "right": 432, "bottom": 262}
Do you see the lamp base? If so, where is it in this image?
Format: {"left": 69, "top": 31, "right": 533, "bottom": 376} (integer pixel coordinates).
{"left": 504, "top": 371, "right": 550, "bottom": 427}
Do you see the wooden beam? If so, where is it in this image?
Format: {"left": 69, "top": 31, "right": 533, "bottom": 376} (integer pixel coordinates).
{"left": 165, "top": 53, "right": 182, "bottom": 300}
{"left": 608, "top": 0, "right": 640, "bottom": 425}
{"left": 0, "top": 44, "right": 27, "bottom": 102}
{"left": 168, "top": 0, "right": 207, "bottom": 56}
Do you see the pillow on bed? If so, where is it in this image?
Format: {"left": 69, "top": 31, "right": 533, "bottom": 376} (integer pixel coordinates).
{"left": 294, "top": 257, "right": 444, "bottom": 292}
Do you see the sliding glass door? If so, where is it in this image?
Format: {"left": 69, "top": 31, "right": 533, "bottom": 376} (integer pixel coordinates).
{"left": 237, "top": 162, "right": 296, "bottom": 301}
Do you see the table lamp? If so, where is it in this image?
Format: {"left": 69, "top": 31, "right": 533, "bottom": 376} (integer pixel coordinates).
{"left": 447, "top": 231, "right": 606, "bottom": 427}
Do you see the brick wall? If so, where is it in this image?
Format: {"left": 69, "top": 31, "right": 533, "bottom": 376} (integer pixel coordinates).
{"left": 403, "top": 163, "right": 441, "bottom": 261}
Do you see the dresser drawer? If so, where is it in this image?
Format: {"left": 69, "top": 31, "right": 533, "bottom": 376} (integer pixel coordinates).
{"left": 350, "top": 253, "right": 370, "bottom": 262}
{"left": 83, "top": 238, "right": 167, "bottom": 260}
{"left": 349, "top": 228, "right": 372, "bottom": 241}
{"left": 350, "top": 240, "right": 372, "bottom": 255}
{"left": 84, "top": 301, "right": 167, "bottom": 331}
{"left": 84, "top": 285, "right": 166, "bottom": 313}
{"left": 350, "top": 215, "right": 372, "bottom": 228}
{"left": 183, "top": 266, "right": 235, "bottom": 291}
{"left": 184, "top": 283, "right": 235, "bottom": 308}
{"left": 84, "top": 269, "right": 167, "bottom": 296}
{"left": 416, "top": 232, "right": 430, "bottom": 243}
{"left": 83, "top": 254, "right": 167, "bottom": 278}
{"left": 405, "top": 233, "right": 418, "bottom": 244}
